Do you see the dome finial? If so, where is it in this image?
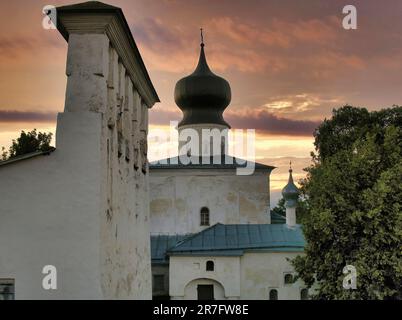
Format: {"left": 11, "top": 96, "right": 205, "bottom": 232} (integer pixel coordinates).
{"left": 282, "top": 161, "right": 299, "bottom": 207}
{"left": 288, "top": 161, "right": 294, "bottom": 184}
{"left": 200, "top": 27, "right": 204, "bottom": 47}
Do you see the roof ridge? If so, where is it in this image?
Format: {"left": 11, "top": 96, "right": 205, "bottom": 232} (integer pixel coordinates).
{"left": 170, "top": 223, "right": 221, "bottom": 250}
{"left": 167, "top": 223, "right": 305, "bottom": 254}
{"left": 0, "top": 147, "right": 56, "bottom": 167}
{"left": 149, "top": 155, "right": 276, "bottom": 170}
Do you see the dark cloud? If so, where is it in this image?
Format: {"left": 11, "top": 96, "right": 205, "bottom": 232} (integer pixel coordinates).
{"left": 226, "top": 110, "right": 320, "bottom": 136}
{"left": 0, "top": 110, "right": 57, "bottom": 123}
{"left": 149, "top": 108, "right": 320, "bottom": 136}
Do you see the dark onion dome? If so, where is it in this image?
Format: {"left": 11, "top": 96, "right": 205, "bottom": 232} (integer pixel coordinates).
{"left": 282, "top": 163, "right": 299, "bottom": 208}
{"left": 174, "top": 33, "right": 231, "bottom": 128}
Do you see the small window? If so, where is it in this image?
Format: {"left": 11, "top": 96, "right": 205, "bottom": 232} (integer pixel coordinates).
{"left": 200, "top": 207, "right": 210, "bottom": 226}
{"left": 206, "top": 260, "right": 214, "bottom": 271}
{"left": 153, "top": 275, "right": 164, "bottom": 292}
{"left": 269, "top": 289, "right": 278, "bottom": 300}
{"left": 284, "top": 273, "right": 293, "bottom": 285}
{"left": 300, "top": 288, "right": 309, "bottom": 300}
{"left": 0, "top": 279, "right": 15, "bottom": 300}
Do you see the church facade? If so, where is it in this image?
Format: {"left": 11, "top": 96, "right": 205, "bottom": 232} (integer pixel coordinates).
{"left": 149, "top": 36, "right": 307, "bottom": 300}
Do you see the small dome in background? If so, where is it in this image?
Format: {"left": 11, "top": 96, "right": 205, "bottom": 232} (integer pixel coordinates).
{"left": 282, "top": 162, "right": 299, "bottom": 208}
{"left": 174, "top": 29, "right": 231, "bottom": 128}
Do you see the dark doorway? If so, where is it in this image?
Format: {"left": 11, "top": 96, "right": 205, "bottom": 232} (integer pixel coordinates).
{"left": 197, "top": 284, "right": 214, "bottom": 300}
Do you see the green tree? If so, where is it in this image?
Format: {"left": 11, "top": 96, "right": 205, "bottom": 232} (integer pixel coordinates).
{"left": 270, "top": 197, "right": 309, "bottom": 224}
{"left": 292, "top": 105, "right": 402, "bottom": 299}
{"left": 1, "top": 129, "right": 53, "bottom": 160}
{"left": 314, "top": 105, "right": 402, "bottom": 161}
{"left": 1, "top": 146, "right": 8, "bottom": 161}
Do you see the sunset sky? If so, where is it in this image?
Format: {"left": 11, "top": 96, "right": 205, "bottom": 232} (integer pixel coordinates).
{"left": 1, "top": 0, "right": 401, "bottom": 205}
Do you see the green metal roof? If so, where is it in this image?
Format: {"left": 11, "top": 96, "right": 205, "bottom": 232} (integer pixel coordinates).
{"left": 271, "top": 212, "right": 286, "bottom": 224}
{"left": 167, "top": 223, "right": 305, "bottom": 256}
{"left": 151, "top": 234, "right": 192, "bottom": 264}
{"left": 150, "top": 155, "right": 275, "bottom": 171}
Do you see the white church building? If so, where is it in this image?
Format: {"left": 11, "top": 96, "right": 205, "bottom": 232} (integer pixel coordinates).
{"left": 149, "top": 35, "right": 307, "bottom": 300}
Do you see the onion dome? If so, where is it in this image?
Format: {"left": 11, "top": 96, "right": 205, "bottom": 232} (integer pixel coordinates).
{"left": 174, "top": 29, "right": 231, "bottom": 128}
{"left": 282, "top": 162, "right": 299, "bottom": 208}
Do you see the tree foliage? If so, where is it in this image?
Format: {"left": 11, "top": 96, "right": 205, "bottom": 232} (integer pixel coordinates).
{"left": 270, "top": 197, "right": 309, "bottom": 225}
{"left": 314, "top": 105, "right": 402, "bottom": 161}
{"left": 1, "top": 129, "right": 53, "bottom": 160}
{"left": 292, "top": 105, "right": 402, "bottom": 299}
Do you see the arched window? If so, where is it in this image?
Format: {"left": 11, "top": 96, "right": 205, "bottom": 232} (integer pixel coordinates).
{"left": 206, "top": 260, "right": 214, "bottom": 271}
{"left": 284, "top": 273, "right": 293, "bottom": 285}
{"left": 200, "top": 207, "right": 210, "bottom": 226}
{"left": 300, "top": 288, "right": 309, "bottom": 300}
{"left": 269, "top": 289, "right": 278, "bottom": 300}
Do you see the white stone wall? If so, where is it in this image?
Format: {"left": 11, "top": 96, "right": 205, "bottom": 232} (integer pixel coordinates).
{"left": 169, "top": 256, "right": 240, "bottom": 299}
{"left": 240, "top": 252, "right": 306, "bottom": 300}
{"left": 94, "top": 34, "right": 152, "bottom": 299}
{"left": 0, "top": 114, "right": 103, "bottom": 299}
{"left": 168, "top": 252, "right": 306, "bottom": 300}
{"left": 151, "top": 265, "right": 169, "bottom": 297}
{"left": 0, "top": 18, "right": 155, "bottom": 298}
{"left": 150, "top": 170, "right": 271, "bottom": 235}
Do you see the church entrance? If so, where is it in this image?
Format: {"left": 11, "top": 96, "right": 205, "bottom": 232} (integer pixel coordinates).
{"left": 197, "top": 284, "right": 214, "bottom": 300}
{"left": 183, "top": 278, "right": 225, "bottom": 299}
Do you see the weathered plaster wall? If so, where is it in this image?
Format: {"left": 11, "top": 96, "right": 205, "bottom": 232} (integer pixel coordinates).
{"left": 168, "top": 252, "right": 306, "bottom": 300}
{"left": 71, "top": 32, "right": 152, "bottom": 300}
{"left": 150, "top": 170, "right": 271, "bottom": 235}
{"left": 0, "top": 114, "right": 103, "bottom": 299}
{"left": 169, "top": 256, "right": 240, "bottom": 299}
{"left": 240, "top": 252, "right": 306, "bottom": 300}
{"left": 0, "top": 26, "right": 154, "bottom": 298}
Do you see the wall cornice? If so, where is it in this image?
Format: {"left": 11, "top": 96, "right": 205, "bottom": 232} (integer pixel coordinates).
{"left": 56, "top": 2, "right": 160, "bottom": 108}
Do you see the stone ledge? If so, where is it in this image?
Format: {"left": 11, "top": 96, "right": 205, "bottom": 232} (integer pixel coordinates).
{"left": 56, "top": 1, "right": 160, "bottom": 108}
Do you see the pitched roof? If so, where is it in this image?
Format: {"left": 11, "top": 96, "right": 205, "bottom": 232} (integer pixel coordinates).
{"left": 271, "top": 211, "right": 286, "bottom": 224}
{"left": 0, "top": 148, "right": 55, "bottom": 167}
{"left": 150, "top": 155, "right": 275, "bottom": 171}
{"left": 168, "top": 223, "right": 305, "bottom": 256}
{"left": 151, "top": 234, "right": 192, "bottom": 264}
